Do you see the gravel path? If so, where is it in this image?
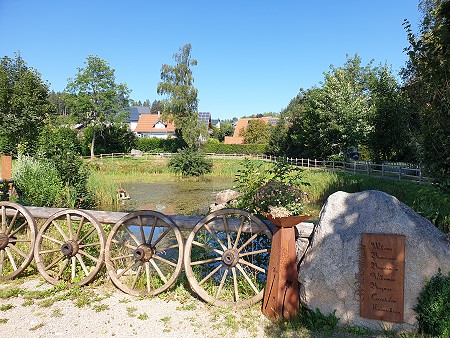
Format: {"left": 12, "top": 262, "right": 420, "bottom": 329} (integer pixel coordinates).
{"left": 0, "top": 276, "right": 281, "bottom": 338}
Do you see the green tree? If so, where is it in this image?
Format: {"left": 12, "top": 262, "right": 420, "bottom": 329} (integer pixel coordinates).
{"left": 403, "top": 0, "right": 450, "bottom": 189}
{"left": 157, "top": 44, "right": 206, "bottom": 148}
{"left": 150, "top": 99, "right": 164, "bottom": 113}
{"left": 240, "top": 119, "right": 271, "bottom": 144}
{"left": 0, "top": 52, "right": 55, "bottom": 155}
{"left": 65, "top": 55, "right": 131, "bottom": 158}
{"left": 81, "top": 124, "right": 136, "bottom": 155}
{"left": 211, "top": 120, "right": 234, "bottom": 142}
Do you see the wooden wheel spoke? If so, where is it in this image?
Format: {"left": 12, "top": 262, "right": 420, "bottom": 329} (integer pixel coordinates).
{"left": 75, "top": 254, "right": 90, "bottom": 276}
{"left": 0, "top": 250, "right": 4, "bottom": 275}
{"left": 238, "top": 258, "right": 266, "bottom": 274}
{"left": 145, "top": 262, "right": 151, "bottom": 293}
{"left": 147, "top": 217, "right": 157, "bottom": 245}
{"left": 52, "top": 220, "right": 69, "bottom": 241}
{"left": 233, "top": 216, "right": 246, "bottom": 250}
{"left": 138, "top": 215, "right": 146, "bottom": 243}
{"left": 7, "top": 243, "right": 28, "bottom": 259}
{"left": 55, "top": 258, "right": 70, "bottom": 279}
{"left": 42, "top": 234, "right": 64, "bottom": 245}
{"left": 149, "top": 258, "right": 167, "bottom": 283}
{"left": 236, "top": 264, "right": 259, "bottom": 294}
{"left": 75, "top": 216, "right": 85, "bottom": 240}
{"left": 199, "top": 263, "right": 223, "bottom": 286}
{"left": 9, "top": 220, "right": 28, "bottom": 238}
{"left": 153, "top": 254, "right": 177, "bottom": 268}
{"left": 6, "top": 209, "right": 20, "bottom": 234}
{"left": 192, "top": 240, "right": 223, "bottom": 255}
{"left": 66, "top": 214, "right": 74, "bottom": 240}
{"left": 237, "top": 232, "right": 260, "bottom": 253}
{"left": 239, "top": 248, "right": 269, "bottom": 257}
{"left": 39, "top": 247, "right": 62, "bottom": 255}
{"left": 9, "top": 238, "right": 31, "bottom": 244}
{"left": 190, "top": 256, "right": 222, "bottom": 266}
{"left": 155, "top": 243, "right": 179, "bottom": 253}
{"left": 203, "top": 224, "right": 227, "bottom": 251}
{"left": 5, "top": 247, "right": 18, "bottom": 270}
{"left": 216, "top": 267, "right": 230, "bottom": 298}
{"left": 79, "top": 242, "right": 101, "bottom": 249}
{"left": 117, "top": 260, "right": 138, "bottom": 278}
{"left": 78, "top": 226, "right": 96, "bottom": 244}
{"left": 1, "top": 206, "right": 6, "bottom": 232}
{"left": 71, "top": 256, "right": 76, "bottom": 281}
{"left": 222, "top": 215, "right": 232, "bottom": 249}
{"left": 111, "top": 253, "right": 134, "bottom": 261}
{"left": 123, "top": 225, "right": 141, "bottom": 245}
{"left": 152, "top": 228, "right": 171, "bottom": 247}
{"left": 232, "top": 267, "right": 239, "bottom": 302}
{"left": 111, "top": 239, "right": 137, "bottom": 251}
{"left": 78, "top": 249, "right": 99, "bottom": 263}
{"left": 44, "top": 254, "right": 65, "bottom": 271}
{"left": 131, "top": 264, "right": 143, "bottom": 289}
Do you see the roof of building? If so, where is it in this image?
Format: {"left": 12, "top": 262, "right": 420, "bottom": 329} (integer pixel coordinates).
{"left": 232, "top": 117, "right": 279, "bottom": 137}
{"left": 126, "top": 106, "right": 151, "bottom": 122}
{"left": 134, "top": 114, "right": 175, "bottom": 133}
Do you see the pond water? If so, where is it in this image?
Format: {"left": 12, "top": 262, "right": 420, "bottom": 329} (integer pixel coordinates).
{"left": 118, "top": 177, "right": 235, "bottom": 215}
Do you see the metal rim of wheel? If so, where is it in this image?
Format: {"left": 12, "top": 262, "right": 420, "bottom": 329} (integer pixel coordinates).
{"left": 105, "top": 210, "right": 184, "bottom": 296}
{"left": 34, "top": 209, "right": 106, "bottom": 286}
{"left": 184, "top": 208, "right": 272, "bottom": 308}
{"left": 0, "top": 201, "right": 37, "bottom": 280}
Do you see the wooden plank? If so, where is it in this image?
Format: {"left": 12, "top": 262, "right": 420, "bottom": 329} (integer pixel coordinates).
{"left": 360, "top": 233, "right": 405, "bottom": 323}
{"left": 1, "top": 156, "right": 12, "bottom": 179}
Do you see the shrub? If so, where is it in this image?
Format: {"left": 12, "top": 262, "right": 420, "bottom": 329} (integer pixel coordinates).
{"left": 168, "top": 149, "right": 212, "bottom": 176}
{"left": 12, "top": 156, "right": 64, "bottom": 207}
{"left": 414, "top": 269, "right": 450, "bottom": 337}
{"left": 203, "top": 140, "right": 267, "bottom": 154}
{"left": 81, "top": 124, "right": 137, "bottom": 155}
{"left": 135, "top": 137, "right": 183, "bottom": 153}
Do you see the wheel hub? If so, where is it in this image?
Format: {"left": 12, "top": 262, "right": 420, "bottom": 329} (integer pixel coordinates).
{"left": 222, "top": 249, "right": 239, "bottom": 267}
{"left": 61, "top": 240, "right": 79, "bottom": 257}
{"left": 0, "top": 233, "right": 8, "bottom": 249}
{"left": 133, "top": 244, "right": 153, "bottom": 262}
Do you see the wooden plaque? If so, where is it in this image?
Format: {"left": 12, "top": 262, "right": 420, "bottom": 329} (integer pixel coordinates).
{"left": 360, "top": 233, "right": 405, "bottom": 323}
{"left": 1, "top": 155, "right": 12, "bottom": 180}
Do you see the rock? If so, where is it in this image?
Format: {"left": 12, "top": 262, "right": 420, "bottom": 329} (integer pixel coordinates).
{"left": 209, "top": 203, "right": 227, "bottom": 213}
{"left": 298, "top": 190, "right": 450, "bottom": 332}
{"left": 215, "top": 189, "right": 240, "bottom": 205}
{"left": 131, "top": 149, "right": 142, "bottom": 156}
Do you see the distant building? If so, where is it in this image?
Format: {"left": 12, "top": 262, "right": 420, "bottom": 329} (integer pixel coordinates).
{"left": 224, "top": 117, "right": 279, "bottom": 144}
{"left": 134, "top": 112, "right": 175, "bottom": 139}
{"left": 211, "top": 118, "right": 221, "bottom": 129}
{"left": 126, "top": 106, "right": 151, "bottom": 131}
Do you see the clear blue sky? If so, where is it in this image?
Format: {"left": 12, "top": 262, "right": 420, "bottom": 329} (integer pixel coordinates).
{"left": 0, "top": 0, "right": 421, "bottom": 120}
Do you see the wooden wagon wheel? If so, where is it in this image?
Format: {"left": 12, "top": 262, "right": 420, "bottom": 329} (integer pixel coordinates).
{"left": 0, "top": 201, "right": 36, "bottom": 280}
{"left": 105, "top": 210, "right": 183, "bottom": 296}
{"left": 34, "top": 209, "right": 106, "bottom": 286}
{"left": 184, "top": 208, "right": 272, "bottom": 307}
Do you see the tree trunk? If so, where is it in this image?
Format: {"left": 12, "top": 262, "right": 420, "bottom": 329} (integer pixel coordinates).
{"left": 90, "top": 128, "right": 96, "bottom": 159}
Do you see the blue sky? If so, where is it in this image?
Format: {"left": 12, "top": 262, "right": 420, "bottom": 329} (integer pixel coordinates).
{"left": 0, "top": 1, "right": 421, "bottom": 120}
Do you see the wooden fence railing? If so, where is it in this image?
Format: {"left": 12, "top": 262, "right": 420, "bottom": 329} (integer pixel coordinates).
{"left": 85, "top": 152, "right": 432, "bottom": 185}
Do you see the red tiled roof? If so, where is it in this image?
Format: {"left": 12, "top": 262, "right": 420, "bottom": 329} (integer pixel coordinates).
{"left": 232, "top": 117, "right": 279, "bottom": 137}
{"left": 134, "top": 114, "right": 175, "bottom": 133}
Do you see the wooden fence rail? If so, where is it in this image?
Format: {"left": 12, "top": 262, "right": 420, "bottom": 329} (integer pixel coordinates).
{"left": 86, "top": 152, "right": 432, "bottom": 185}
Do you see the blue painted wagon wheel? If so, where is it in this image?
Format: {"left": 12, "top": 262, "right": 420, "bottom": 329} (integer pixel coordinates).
{"left": 105, "top": 210, "right": 184, "bottom": 296}
{"left": 184, "top": 208, "right": 272, "bottom": 307}
{"left": 0, "top": 201, "right": 37, "bottom": 280}
{"left": 34, "top": 209, "right": 106, "bottom": 286}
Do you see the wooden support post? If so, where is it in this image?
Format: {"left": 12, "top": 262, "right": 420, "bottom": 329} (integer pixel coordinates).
{"left": 1, "top": 155, "right": 12, "bottom": 180}
{"left": 262, "top": 225, "right": 300, "bottom": 321}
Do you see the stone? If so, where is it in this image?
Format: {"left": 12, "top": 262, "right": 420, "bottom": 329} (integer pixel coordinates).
{"left": 215, "top": 189, "right": 240, "bottom": 205}
{"left": 130, "top": 149, "right": 142, "bottom": 157}
{"left": 209, "top": 203, "right": 227, "bottom": 213}
{"left": 298, "top": 190, "right": 450, "bottom": 332}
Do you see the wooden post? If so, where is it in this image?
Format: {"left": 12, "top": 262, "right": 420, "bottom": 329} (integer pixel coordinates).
{"left": 1, "top": 155, "right": 12, "bottom": 180}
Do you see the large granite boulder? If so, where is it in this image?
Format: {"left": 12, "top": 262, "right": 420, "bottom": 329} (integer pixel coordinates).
{"left": 298, "top": 190, "right": 450, "bottom": 331}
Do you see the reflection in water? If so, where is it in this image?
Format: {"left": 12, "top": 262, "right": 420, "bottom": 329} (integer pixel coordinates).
{"left": 119, "top": 178, "right": 235, "bottom": 215}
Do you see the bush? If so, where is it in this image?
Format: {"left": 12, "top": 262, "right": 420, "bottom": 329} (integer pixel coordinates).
{"left": 135, "top": 137, "right": 183, "bottom": 153}
{"left": 203, "top": 140, "right": 267, "bottom": 154}
{"left": 12, "top": 156, "right": 64, "bottom": 207}
{"left": 168, "top": 149, "right": 213, "bottom": 176}
{"left": 81, "top": 124, "right": 137, "bottom": 155}
{"left": 414, "top": 270, "right": 450, "bottom": 337}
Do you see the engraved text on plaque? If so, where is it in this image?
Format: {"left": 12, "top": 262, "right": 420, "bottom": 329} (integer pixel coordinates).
{"left": 360, "top": 233, "right": 405, "bottom": 322}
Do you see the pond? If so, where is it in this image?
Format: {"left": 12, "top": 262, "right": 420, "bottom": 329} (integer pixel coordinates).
{"left": 118, "top": 177, "right": 236, "bottom": 215}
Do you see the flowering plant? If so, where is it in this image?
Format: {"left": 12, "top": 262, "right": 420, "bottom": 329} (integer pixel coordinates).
{"left": 254, "top": 180, "right": 308, "bottom": 218}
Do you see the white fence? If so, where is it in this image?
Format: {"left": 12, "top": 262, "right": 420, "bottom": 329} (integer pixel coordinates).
{"left": 86, "top": 152, "right": 432, "bottom": 185}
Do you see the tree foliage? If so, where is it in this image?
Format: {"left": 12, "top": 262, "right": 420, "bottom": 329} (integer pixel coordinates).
{"left": 0, "top": 52, "right": 55, "bottom": 155}
{"left": 157, "top": 44, "right": 206, "bottom": 148}
{"left": 65, "top": 55, "right": 130, "bottom": 158}
{"left": 402, "top": 0, "right": 450, "bottom": 189}
{"left": 240, "top": 119, "right": 271, "bottom": 144}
